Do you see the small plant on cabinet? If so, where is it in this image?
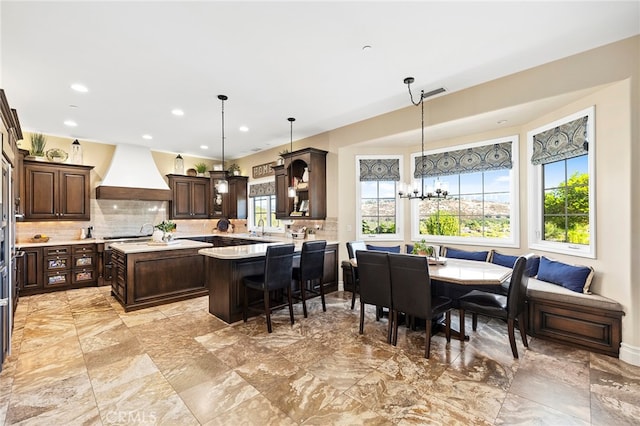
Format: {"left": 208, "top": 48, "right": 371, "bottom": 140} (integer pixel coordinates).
{"left": 30, "top": 133, "right": 47, "bottom": 157}
{"left": 227, "top": 163, "right": 241, "bottom": 175}
{"left": 194, "top": 162, "right": 208, "bottom": 176}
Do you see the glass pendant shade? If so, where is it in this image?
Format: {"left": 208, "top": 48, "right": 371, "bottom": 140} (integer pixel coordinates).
{"left": 70, "top": 139, "right": 83, "bottom": 164}
{"left": 174, "top": 154, "right": 184, "bottom": 174}
{"left": 217, "top": 179, "right": 229, "bottom": 194}
{"left": 288, "top": 185, "right": 296, "bottom": 198}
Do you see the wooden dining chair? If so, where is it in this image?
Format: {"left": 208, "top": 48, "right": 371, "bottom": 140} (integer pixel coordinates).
{"left": 388, "top": 253, "right": 453, "bottom": 358}
{"left": 356, "top": 250, "right": 393, "bottom": 344}
{"left": 242, "top": 244, "right": 295, "bottom": 333}
{"left": 458, "top": 256, "right": 530, "bottom": 358}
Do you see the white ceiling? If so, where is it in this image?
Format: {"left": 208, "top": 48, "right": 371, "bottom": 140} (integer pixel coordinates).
{"left": 2, "top": 1, "right": 639, "bottom": 160}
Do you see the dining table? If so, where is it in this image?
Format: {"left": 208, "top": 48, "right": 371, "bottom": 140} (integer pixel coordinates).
{"left": 427, "top": 257, "right": 513, "bottom": 340}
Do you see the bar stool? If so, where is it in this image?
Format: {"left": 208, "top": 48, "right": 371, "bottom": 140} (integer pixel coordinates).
{"left": 292, "top": 240, "right": 327, "bottom": 318}
{"left": 243, "top": 244, "right": 295, "bottom": 333}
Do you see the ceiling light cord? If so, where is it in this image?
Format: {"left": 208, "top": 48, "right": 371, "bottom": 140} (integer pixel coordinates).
{"left": 219, "top": 95, "right": 227, "bottom": 171}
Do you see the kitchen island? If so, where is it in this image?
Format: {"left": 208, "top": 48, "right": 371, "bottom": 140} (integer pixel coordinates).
{"left": 199, "top": 239, "right": 338, "bottom": 323}
{"left": 110, "top": 239, "right": 213, "bottom": 312}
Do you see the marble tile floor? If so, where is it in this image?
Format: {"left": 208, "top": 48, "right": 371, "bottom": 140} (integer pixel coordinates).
{"left": 0, "top": 287, "right": 639, "bottom": 425}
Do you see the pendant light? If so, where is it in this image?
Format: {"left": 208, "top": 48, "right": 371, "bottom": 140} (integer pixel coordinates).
{"left": 216, "top": 94, "right": 229, "bottom": 194}
{"left": 398, "top": 77, "right": 448, "bottom": 201}
{"left": 70, "top": 139, "right": 83, "bottom": 164}
{"left": 174, "top": 154, "right": 184, "bottom": 174}
{"left": 287, "top": 117, "right": 297, "bottom": 198}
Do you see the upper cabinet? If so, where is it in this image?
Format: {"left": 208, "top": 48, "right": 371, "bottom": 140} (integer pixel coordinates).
{"left": 23, "top": 160, "right": 93, "bottom": 221}
{"left": 210, "top": 172, "right": 248, "bottom": 219}
{"left": 274, "top": 148, "right": 327, "bottom": 220}
{"left": 167, "top": 174, "right": 210, "bottom": 219}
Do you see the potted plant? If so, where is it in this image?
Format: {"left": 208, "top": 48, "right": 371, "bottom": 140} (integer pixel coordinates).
{"left": 228, "top": 163, "right": 241, "bottom": 176}
{"left": 194, "top": 162, "right": 208, "bottom": 176}
{"left": 412, "top": 239, "right": 435, "bottom": 257}
{"left": 154, "top": 220, "right": 176, "bottom": 242}
{"left": 29, "top": 133, "right": 47, "bottom": 158}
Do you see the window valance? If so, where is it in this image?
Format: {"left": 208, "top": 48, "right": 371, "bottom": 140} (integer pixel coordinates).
{"left": 531, "top": 116, "right": 588, "bottom": 165}
{"left": 249, "top": 181, "right": 275, "bottom": 197}
{"left": 359, "top": 158, "right": 400, "bottom": 181}
{"left": 414, "top": 141, "right": 513, "bottom": 178}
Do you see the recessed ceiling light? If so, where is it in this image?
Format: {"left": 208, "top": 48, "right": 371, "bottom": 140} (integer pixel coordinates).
{"left": 142, "top": 134, "right": 153, "bottom": 140}
{"left": 200, "top": 145, "right": 208, "bottom": 150}
{"left": 64, "top": 120, "right": 77, "bottom": 127}
{"left": 70, "top": 83, "right": 88, "bottom": 93}
{"left": 497, "top": 119, "right": 508, "bottom": 125}
{"left": 69, "top": 105, "right": 79, "bottom": 108}
{"left": 362, "top": 45, "right": 372, "bottom": 51}
{"left": 171, "top": 109, "right": 184, "bottom": 116}
{"left": 239, "top": 126, "right": 249, "bottom": 132}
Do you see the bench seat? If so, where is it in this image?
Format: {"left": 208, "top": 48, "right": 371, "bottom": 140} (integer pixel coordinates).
{"left": 526, "top": 278, "right": 624, "bottom": 357}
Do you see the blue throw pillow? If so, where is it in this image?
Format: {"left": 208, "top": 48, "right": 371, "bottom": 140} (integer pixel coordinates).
{"left": 405, "top": 244, "right": 414, "bottom": 254}
{"left": 366, "top": 244, "right": 401, "bottom": 253}
{"left": 444, "top": 247, "right": 490, "bottom": 262}
{"left": 525, "top": 256, "right": 540, "bottom": 277}
{"left": 536, "top": 256, "right": 594, "bottom": 293}
{"left": 491, "top": 252, "right": 540, "bottom": 277}
{"left": 491, "top": 252, "right": 518, "bottom": 268}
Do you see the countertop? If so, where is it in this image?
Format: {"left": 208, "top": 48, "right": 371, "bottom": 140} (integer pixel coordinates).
{"left": 198, "top": 236, "right": 339, "bottom": 260}
{"left": 17, "top": 232, "right": 335, "bottom": 249}
{"left": 109, "top": 239, "right": 213, "bottom": 254}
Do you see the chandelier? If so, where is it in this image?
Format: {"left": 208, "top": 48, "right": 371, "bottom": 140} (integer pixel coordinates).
{"left": 398, "top": 77, "right": 448, "bottom": 200}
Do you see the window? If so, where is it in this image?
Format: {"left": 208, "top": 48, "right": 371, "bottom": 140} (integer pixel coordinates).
{"left": 528, "top": 107, "right": 595, "bottom": 258}
{"left": 249, "top": 180, "right": 282, "bottom": 231}
{"left": 252, "top": 195, "right": 280, "bottom": 228}
{"left": 410, "top": 136, "right": 519, "bottom": 248}
{"left": 356, "top": 156, "right": 402, "bottom": 240}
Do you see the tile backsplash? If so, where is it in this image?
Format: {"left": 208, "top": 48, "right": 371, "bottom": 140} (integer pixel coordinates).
{"left": 17, "top": 199, "right": 252, "bottom": 242}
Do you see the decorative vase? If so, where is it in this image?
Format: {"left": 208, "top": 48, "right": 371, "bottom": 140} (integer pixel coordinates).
{"left": 301, "top": 167, "right": 309, "bottom": 183}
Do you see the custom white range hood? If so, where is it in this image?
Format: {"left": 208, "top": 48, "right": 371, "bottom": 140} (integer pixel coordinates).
{"left": 95, "top": 144, "right": 172, "bottom": 201}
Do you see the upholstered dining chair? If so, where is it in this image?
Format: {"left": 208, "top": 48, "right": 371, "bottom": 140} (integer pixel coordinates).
{"left": 242, "top": 243, "right": 295, "bottom": 333}
{"left": 356, "top": 250, "right": 393, "bottom": 344}
{"left": 292, "top": 240, "right": 327, "bottom": 318}
{"left": 388, "top": 253, "right": 453, "bottom": 358}
{"left": 458, "top": 255, "right": 530, "bottom": 358}
{"left": 346, "top": 241, "right": 367, "bottom": 309}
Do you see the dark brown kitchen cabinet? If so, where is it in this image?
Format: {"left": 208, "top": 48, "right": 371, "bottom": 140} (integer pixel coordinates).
{"left": 19, "top": 243, "right": 96, "bottom": 294}
{"left": 209, "top": 172, "right": 248, "bottom": 219}
{"left": 23, "top": 160, "right": 93, "bottom": 221}
{"left": 17, "top": 247, "right": 43, "bottom": 294}
{"left": 274, "top": 147, "right": 327, "bottom": 220}
{"left": 167, "top": 174, "right": 210, "bottom": 219}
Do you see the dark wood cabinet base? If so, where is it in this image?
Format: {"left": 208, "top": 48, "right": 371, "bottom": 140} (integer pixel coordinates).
{"left": 527, "top": 298, "right": 623, "bottom": 357}
{"left": 206, "top": 243, "right": 338, "bottom": 323}
{"left": 112, "top": 247, "right": 208, "bottom": 312}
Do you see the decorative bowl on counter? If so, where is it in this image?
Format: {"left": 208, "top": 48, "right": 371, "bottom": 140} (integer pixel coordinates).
{"left": 30, "top": 236, "right": 50, "bottom": 243}
{"left": 291, "top": 232, "right": 306, "bottom": 239}
{"left": 46, "top": 148, "right": 69, "bottom": 163}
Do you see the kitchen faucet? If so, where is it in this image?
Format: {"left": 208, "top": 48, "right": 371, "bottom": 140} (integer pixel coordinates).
{"left": 257, "top": 218, "right": 265, "bottom": 236}
{"left": 140, "top": 223, "right": 154, "bottom": 235}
